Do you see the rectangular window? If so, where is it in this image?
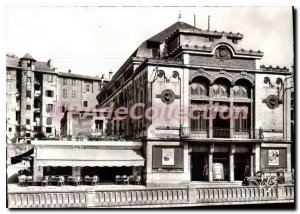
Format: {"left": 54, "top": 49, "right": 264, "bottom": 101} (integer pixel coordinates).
{"left": 26, "top": 119, "right": 30, "bottom": 125}
{"left": 9, "top": 127, "right": 12, "bottom": 132}
{"left": 209, "top": 37, "right": 214, "bottom": 42}
{"left": 27, "top": 77, "right": 31, "bottom": 82}
{"left": 46, "top": 90, "right": 54, "bottom": 97}
{"left": 72, "top": 90, "right": 76, "bottom": 98}
{"left": 61, "top": 106, "right": 65, "bottom": 113}
{"left": 63, "top": 78, "right": 67, "bottom": 85}
{"left": 63, "top": 89, "right": 67, "bottom": 98}
{"left": 71, "top": 79, "right": 76, "bottom": 86}
{"left": 190, "top": 111, "right": 208, "bottom": 131}
{"left": 232, "top": 39, "right": 238, "bottom": 44}
{"left": 46, "top": 127, "right": 52, "bottom": 133}
{"left": 234, "top": 112, "right": 248, "bottom": 132}
{"left": 86, "top": 84, "right": 90, "bottom": 92}
{"left": 26, "top": 91, "right": 31, "bottom": 98}
{"left": 47, "top": 74, "right": 53, "bottom": 82}
{"left": 46, "top": 104, "right": 54, "bottom": 113}
{"left": 83, "top": 101, "right": 88, "bottom": 107}
{"left": 26, "top": 105, "right": 31, "bottom": 110}
{"left": 46, "top": 117, "right": 52, "bottom": 125}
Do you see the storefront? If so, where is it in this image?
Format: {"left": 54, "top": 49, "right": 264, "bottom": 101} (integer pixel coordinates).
{"left": 31, "top": 140, "right": 144, "bottom": 183}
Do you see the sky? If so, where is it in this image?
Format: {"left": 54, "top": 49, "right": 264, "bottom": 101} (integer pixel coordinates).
{"left": 3, "top": 6, "right": 294, "bottom": 77}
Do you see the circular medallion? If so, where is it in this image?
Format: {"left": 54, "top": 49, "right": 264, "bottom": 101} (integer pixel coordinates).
{"left": 161, "top": 89, "right": 175, "bottom": 104}
{"left": 266, "top": 95, "right": 279, "bottom": 109}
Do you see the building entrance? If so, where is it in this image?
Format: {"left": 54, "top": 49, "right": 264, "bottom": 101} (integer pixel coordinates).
{"left": 191, "top": 153, "right": 208, "bottom": 181}
{"left": 213, "top": 153, "right": 229, "bottom": 181}
{"left": 234, "top": 153, "right": 251, "bottom": 180}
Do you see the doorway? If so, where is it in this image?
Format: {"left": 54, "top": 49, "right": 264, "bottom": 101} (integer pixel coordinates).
{"left": 213, "top": 153, "right": 229, "bottom": 181}
{"left": 191, "top": 153, "right": 208, "bottom": 181}
{"left": 234, "top": 153, "right": 251, "bottom": 180}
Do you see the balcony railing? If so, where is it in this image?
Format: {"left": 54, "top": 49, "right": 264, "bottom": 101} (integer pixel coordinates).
{"left": 181, "top": 127, "right": 262, "bottom": 139}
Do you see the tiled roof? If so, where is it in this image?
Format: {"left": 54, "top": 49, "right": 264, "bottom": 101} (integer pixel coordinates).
{"left": 58, "top": 72, "right": 103, "bottom": 81}
{"left": 20, "top": 53, "right": 36, "bottom": 61}
{"left": 148, "top": 21, "right": 196, "bottom": 42}
{"left": 35, "top": 61, "right": 54, "bottom": 72}
{"left": 6, "top": 55, "right": 19, "bottom": 67}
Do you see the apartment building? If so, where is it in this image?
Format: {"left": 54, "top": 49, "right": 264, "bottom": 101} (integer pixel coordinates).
{"left": 6, "top": 53, "right": 109, "bottom": 143}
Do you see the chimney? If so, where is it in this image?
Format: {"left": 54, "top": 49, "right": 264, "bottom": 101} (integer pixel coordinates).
{"left": 109, "top": 71, "right": 113, "bottom": 80}
{"left": 68, "top": 69, "right": 71, "bottom": 73}
{"left": 47, "top": 59, "right": 53, "bottom": 69}
{"left": 101, "top": 74, "right": 105, "bottom": 79}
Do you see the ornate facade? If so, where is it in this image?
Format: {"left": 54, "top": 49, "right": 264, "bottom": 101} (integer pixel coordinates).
{"left": 96, "top": 21, "right": 293, "bottom": 186}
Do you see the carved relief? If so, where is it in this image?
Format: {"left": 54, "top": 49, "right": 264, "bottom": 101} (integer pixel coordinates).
{"left": 189, "top": 69, "right": 213, "bottom": 84}
{"left": 214, "top": 46, "right": 231, "bottom": 61}
{"left": 232, "top": 73, "right": 255, "bottom": 86}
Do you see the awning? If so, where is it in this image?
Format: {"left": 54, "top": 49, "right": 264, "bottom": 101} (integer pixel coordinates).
{"left": 36, "top": 148, "right": 144, "bottom": 167}
{"left": 11, "top": 148, "right": 34, "bottom": 165}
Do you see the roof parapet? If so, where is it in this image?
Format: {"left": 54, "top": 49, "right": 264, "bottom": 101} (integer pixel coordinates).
{"left": 260, "top": 65, "right": 289, "bottom": 73}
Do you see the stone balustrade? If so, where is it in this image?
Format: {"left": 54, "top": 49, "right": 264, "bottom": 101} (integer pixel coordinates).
{"left": 8, "top": 185, "right": 294, "bottom": 208}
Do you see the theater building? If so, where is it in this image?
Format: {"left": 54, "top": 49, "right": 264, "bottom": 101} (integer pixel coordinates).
{"left": 96, "top": 21, "right": 293, "bottom": 186}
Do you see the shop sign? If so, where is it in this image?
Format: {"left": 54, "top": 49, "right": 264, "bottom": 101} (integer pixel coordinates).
{"left": 162, "top": 148, "right": 175, "bottom": 165}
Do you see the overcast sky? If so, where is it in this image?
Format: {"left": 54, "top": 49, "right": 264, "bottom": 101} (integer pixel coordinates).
{"left": 4, "top": 6, "right": 294, "bottom": 77}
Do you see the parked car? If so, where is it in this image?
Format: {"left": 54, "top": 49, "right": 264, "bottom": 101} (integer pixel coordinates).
{"left": 242, "top": 171, "right": 285, "bottom": 186}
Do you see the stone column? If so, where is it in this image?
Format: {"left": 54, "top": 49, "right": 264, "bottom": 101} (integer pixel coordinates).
{"left": 33, "top": 147, "right": 43, "bottom": 182}
{"left": 208, "top": 153, "right": 213, "bottom": 182}
{"left": 229, "top": 144, "right": 235, "bottom": 182}
{"left": 230, "top": 87, "right": 234, "bottom": 138}
{"left": 208, "top": 143, "right": 214, "bottom": 182}
{"left": 287, "top": 144, "right": 291, "bottom": 173}
{"left": 145, "top": 141, "right": 153, "bottom": 186}
{"left": 209, "top": 100, "right": 213, "bottom": 138}
{"left": 250, "top": 87, "right": 254, "bottom": 139}
{"left": 250, "top": 154, "right": 254, "bottom": 176}
{"left": 183, "top": 142, "right": 190, "bottom": 183}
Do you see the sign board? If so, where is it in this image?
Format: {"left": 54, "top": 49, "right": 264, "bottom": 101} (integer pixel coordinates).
{"left": 162, "top": 148, "right": 175, "bottom": 165}
{"left": 213, "top": 163, "right": 224, "bottom": 180}
{"left": 268, "top": 150, "right": 279, "bottom": 166}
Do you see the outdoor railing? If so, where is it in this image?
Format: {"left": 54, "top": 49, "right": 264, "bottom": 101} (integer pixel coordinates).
{"left": 181, "top": 127, "right": 262, "bottom": 139}
{"left": 7, "top": 184, "right": 294, "bottom": 208}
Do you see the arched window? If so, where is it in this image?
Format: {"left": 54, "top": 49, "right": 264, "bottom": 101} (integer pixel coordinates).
{"left": 190, "top": 82, "right": 207, "bottom": 96}
{"left": 211, "top": 84, "right": 229, "bottom": 98}
{"left": 233, "top": 85, "right": 249, "bottom": 98}
{"left": 189, "top": 77, "right": 209, "bottom": 97}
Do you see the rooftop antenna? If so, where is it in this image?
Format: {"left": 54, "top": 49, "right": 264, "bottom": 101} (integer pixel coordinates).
{"left": 178, "top": 10, "right": 182, "bottom": 21}
{"left": 208, "top": 15, "right": 210, "bottom": 31}
{"left": 194, "top": 14, "right": 196, "bottom": 28}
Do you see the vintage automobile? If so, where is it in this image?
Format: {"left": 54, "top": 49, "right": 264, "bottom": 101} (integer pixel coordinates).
{"left": 242, "top": 170, "right": 285, "bottom": 186}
